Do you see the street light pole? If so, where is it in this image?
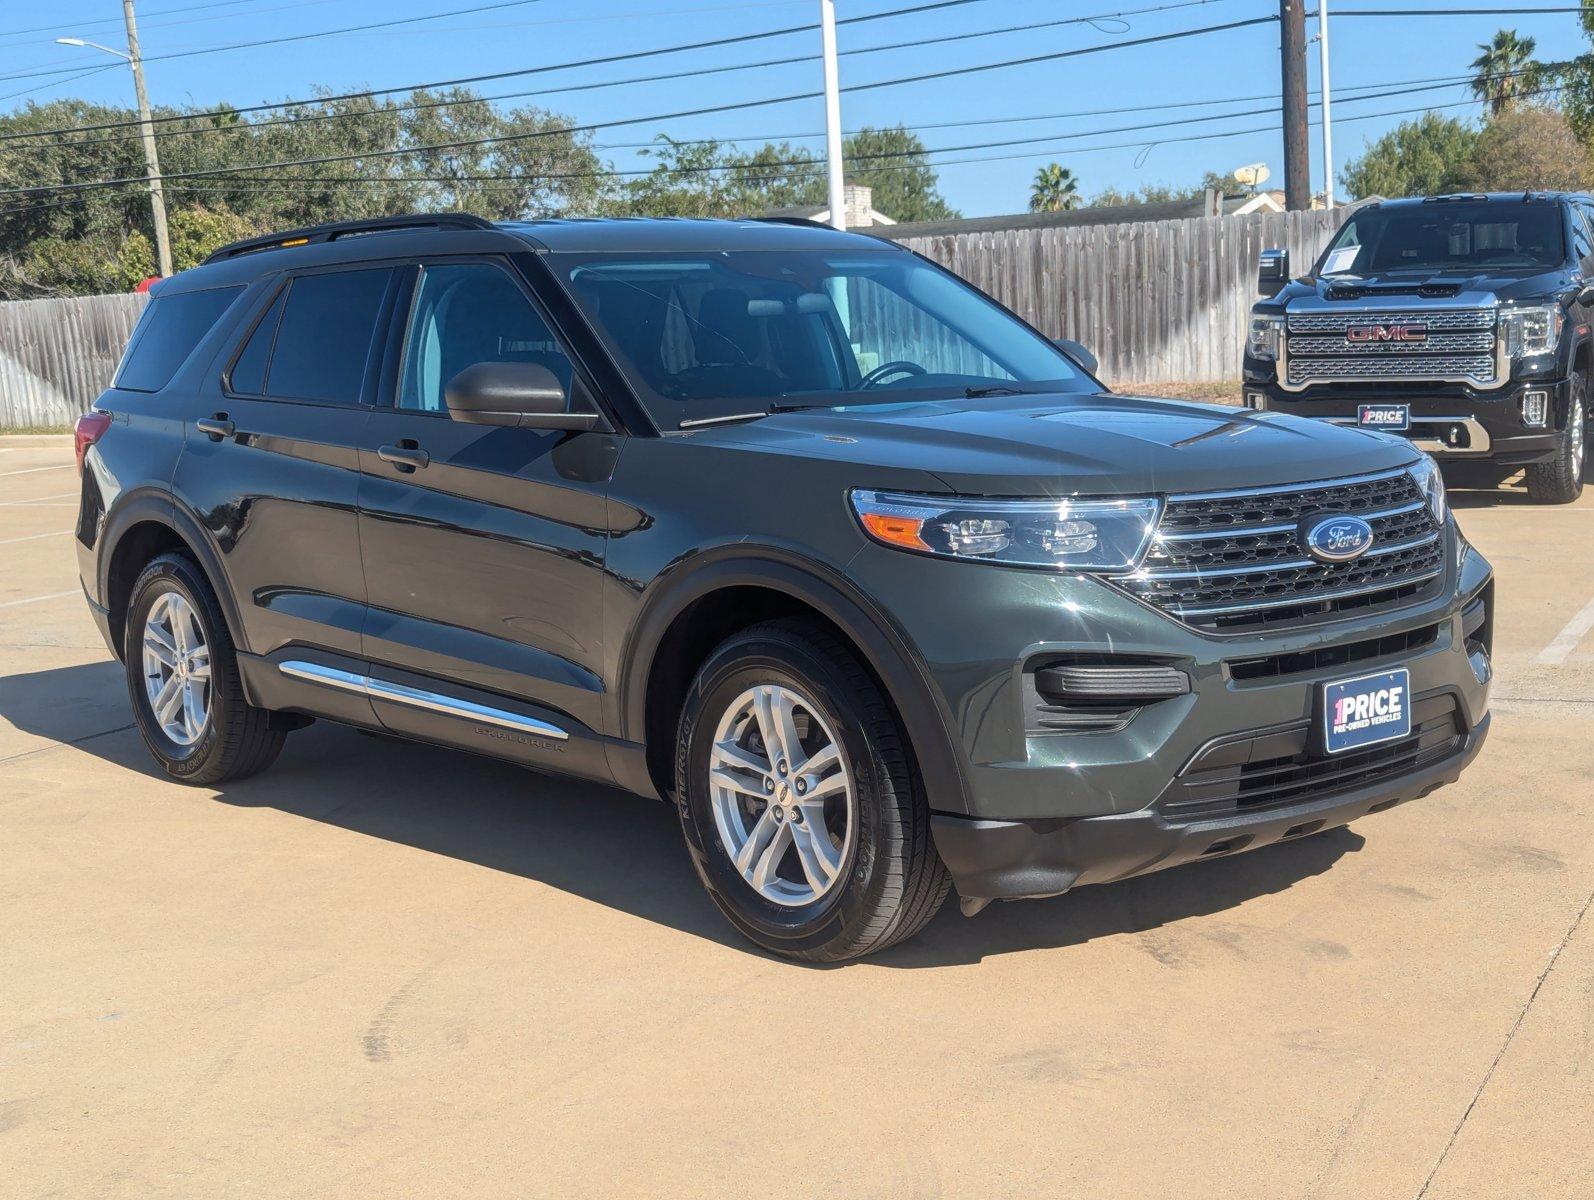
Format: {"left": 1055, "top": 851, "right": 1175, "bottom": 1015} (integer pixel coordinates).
{"left": 60, "top": 4, "right": 172, "bottom": 278}
{"left": 122, "top": 1, "right": 172, "bottom": 277}
{"left": 819, "top": 0, "right": 845, "bottom": 231}
{"left": 1317, "top": 0, "right": 1335, "bottom": 209}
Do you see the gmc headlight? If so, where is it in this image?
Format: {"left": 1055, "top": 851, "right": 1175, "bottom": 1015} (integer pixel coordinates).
{"left": 1408, "top": 456, "right": 1447, "bottom": 525}
{"left": 1247, "top": 314, "right": 1284, "bottom": 361}
{"left": 1500, "top": 304, "right": 1563, "bottom": 358}
{"left": 851, "top": 490, "right": 1161, "bottom": 571}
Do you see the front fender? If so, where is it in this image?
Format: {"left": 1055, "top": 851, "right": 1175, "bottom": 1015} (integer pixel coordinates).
{"left": 612, "top": 544, "right": 973, "bottom": 816}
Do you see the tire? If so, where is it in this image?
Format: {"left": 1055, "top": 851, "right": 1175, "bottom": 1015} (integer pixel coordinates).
{"left": 674, "top": 619, "right": 950, "bottom": 962}
{"left": 124, "top": 552, "right": 286, "bottom": 785}
{"left": 1525, "top": 378, "right": 1586, "bottom": 504}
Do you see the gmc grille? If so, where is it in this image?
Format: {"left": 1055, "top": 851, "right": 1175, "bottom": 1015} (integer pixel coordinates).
{"left": 1283, "top": 306, "right": 1498, "bottom": 387}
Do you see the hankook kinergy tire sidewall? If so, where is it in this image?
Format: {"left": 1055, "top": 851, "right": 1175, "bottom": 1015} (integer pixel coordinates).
{"left": 677, "top": 642, "right": 890, "bottom": 955}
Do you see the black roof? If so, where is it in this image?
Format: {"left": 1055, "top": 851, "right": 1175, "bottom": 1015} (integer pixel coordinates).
{"left": 1372, "top": 191, "right": 1588, "bottom": 209}
{"left": 499, "top": 216, "right": 890, "bottom": 252}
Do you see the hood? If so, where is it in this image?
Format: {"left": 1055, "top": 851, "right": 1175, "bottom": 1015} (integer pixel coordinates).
{"left": 1270, "top": 266, "right": 1570, "bottom": 309}
{"left": 692, "top": 392, "right": 1420, "bottom": 497}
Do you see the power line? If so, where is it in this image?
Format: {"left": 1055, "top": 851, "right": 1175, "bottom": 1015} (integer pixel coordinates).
{"left": 2, "top": 76, "right": 1560, "bottom": 221}
{"left": 0, "top": 0, "right": 1245, "bottom": 144}
{"left": 6, "top": 0, "right": 1262, "bottom": 158}
{"left": 0, "top": 13, "right": 1278, "bottom": 198}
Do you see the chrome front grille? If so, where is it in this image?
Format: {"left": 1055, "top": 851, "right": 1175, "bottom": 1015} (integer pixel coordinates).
{"left": 1286, "top": 309, "right": 1493, "bottom": 334}
{"left": 1283, "top": 306, "right": 1498, "bottom": 388}
{"left": 1116, "top": 469, "right": 1445, "bottom": 630}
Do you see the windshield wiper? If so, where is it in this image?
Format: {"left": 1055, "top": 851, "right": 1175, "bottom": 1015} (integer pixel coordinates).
{"left": 964, "top": 384, "right": 1028, "bottom": 398}
{"left": 678, "top": 410, "right": 772, "bottom": 429}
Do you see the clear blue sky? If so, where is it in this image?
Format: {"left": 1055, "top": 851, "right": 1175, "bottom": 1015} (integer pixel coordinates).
{"left": 1, "top": 0, "right": 1584, "bottom": 216}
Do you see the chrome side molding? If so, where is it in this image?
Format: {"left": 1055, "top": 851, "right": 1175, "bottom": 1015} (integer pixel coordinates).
{"left": 278, "top": 660, "right": 569, "bottom": 740}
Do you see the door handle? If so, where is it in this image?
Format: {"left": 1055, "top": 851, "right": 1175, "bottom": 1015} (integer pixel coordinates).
{"left": 195, "top": 414, "right": 235, "bottom": 441}
{"left": 377, "top": 442, "right": 430, "bottom": 472}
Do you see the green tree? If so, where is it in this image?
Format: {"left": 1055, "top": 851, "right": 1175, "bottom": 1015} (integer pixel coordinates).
{"left": 0, "top": 89, "right": 606, "bottom": 297}
{"left": 1470, "top": 29, "right": 1541, "bottom": 116}
{"left": 1087, "top": 171, "right": 1236, "bottom": 207}
{"left": 609, "top": 125, "right": 956, "bottom": 223}
{"left": 841, "top": 126, "right": 957, "bottom": 222}
{"left": 1028, "top": 163, "right": 1079, "bottom": 212}
{"left": 1340, "top": 113, "right": 1480, "bottom": 200}
{"left": 1459, "top": 106, "right": 1590, "bottom": 192}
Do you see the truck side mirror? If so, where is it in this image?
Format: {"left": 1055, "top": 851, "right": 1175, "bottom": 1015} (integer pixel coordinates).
{"left": 1053, "top": 338, "right": 1099, "bottom": 376}
{"left": 1258, "top": 248, "right": 1290, "bottom": 296}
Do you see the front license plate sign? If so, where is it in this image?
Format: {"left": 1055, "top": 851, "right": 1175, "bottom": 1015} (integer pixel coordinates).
{"left": 1323, "top": 668, "right": 1411, "bottom": 755}
{"left": 1358, "top": 403, "right": 1410, "bottom": 431}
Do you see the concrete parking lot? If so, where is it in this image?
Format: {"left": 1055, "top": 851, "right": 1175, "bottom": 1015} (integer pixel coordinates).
{"left": 2, "top": 433, "right": 1591, "bottom": 1199}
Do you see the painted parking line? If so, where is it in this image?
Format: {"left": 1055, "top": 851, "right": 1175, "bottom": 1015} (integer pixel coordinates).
{"left": 1536, "top": 595, "right": 1594, "bottom": 667}
{"left": 0, "top": 492, "right": 76, "bottom": 506}
{"left": 0, "top": 590, "right": 78, "bottom": 610}
{"left": 0, "top": 531, "right": 69, "bottom": 546}
{"left": 0, "top": 464, "right": 70, "bottom": 478}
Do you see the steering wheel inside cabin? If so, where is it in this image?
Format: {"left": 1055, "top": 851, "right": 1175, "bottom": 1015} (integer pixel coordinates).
{"left": 858, "top": 361, "right": 927, "bottom": 389}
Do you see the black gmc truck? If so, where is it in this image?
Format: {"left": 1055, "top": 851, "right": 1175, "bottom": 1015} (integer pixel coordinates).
{"left": 1244, "top": 192, "right": 1591, "bottom": 503}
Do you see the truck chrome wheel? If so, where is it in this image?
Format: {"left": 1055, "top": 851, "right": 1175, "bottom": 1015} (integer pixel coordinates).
{"left": 141, "top": 592, "right": 212, "bottom": 747}
{"left": 708, "top": 683, "right": 854, "bottom": 907}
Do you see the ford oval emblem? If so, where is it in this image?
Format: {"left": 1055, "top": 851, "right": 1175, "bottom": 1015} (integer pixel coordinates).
{"left": 1302, "top": 514, "right": 1375, "bottom": 563}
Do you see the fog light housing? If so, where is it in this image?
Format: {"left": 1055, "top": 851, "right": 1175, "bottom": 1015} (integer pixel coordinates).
{"left": 1521, "top": 389, "right": 1549, "bottom": 428}
{"left": 1245, "top": 391, "right": 1267, "bottom": 410}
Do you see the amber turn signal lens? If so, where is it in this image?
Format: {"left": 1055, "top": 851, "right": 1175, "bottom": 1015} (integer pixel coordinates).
{"left": 859, "top": 511, "right": 929, "bottom": 551}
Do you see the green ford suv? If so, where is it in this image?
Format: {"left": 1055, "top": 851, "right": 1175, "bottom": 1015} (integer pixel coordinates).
{"left": 76, "top": 214, "right": 1493, "bottom": 960}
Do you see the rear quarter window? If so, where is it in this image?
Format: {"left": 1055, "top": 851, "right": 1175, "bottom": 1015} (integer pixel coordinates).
{"left": 115, "top": 285, "right": 244, "bottom": 393}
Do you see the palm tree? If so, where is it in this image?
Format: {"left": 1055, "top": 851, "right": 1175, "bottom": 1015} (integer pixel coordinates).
{"left": 1029, "top": 163, "right": 1080, "bottom": 213}
{"left": 1470, "top": 29, "right": 1540, "bottom": 116}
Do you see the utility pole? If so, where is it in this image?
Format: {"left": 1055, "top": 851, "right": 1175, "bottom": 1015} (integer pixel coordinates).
{"left": 1279, "top": 0, "right": 1311, "bottom": 211}
{"left": 123, "top": 0, "right": 172, "bottom": 277}
{"left": 1317, "top": 0, "right": 1335, "bottom": 208}
{"left": 819, "top": 0, "right": 846, "bottom": 231}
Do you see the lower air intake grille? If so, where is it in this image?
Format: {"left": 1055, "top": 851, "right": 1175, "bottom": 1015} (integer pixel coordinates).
{"left": 1158, "top": 694, "right": 1464, "bottom": 822}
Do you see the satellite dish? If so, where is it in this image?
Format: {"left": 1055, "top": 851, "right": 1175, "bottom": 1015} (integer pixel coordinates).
{"left": 1232, "top": 163, "right": 1271, "bottom": 192}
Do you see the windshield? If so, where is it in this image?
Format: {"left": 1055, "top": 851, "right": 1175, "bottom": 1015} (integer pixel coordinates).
{"left": 549, "top": 249, "right": 1090, "bottom": 428}
{"left": 1318, "top": 202, "right": 1565, "bottom": 276}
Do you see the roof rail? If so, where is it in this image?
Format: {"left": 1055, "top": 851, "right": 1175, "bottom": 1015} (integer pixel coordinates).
{"left": 1421, "top": 194, "right": 1489, "bottom": 204}
{"left": 203, "top": 212, "right": 496, "bottom": 263}
{"left": 749, "top": 216, "right": 835, "bottom": 229}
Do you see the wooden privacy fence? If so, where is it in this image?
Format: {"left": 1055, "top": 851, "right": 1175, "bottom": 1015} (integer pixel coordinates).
{"left": 0, "top": 207, "right": 1349, "bottom": 427}
{"left": 890, "top": 207, "right": 1347, "bottom": 386}
{"left": 0, "top": 292, "right": 147, "bottom": 428}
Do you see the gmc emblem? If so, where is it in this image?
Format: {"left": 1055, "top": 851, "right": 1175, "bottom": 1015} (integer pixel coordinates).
{"left": 1345, "top": 323, "right": 1428, "bottom": 343}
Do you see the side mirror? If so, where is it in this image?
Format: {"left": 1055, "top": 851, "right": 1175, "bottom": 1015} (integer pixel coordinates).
{"left": 444, "top": 361, "right": 603, "bottom": 431}
{"left": 1258, "top": 248, "right": 1290, "bottom": 296}
{"left": 1053, "top": 338, "right": 1098, "bottom": 376}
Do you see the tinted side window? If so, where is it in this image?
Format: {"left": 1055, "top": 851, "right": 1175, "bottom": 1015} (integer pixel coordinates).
{"left": 228, "top": 287, "right": 286, "bottom": 395}
{"left": 260, "top": 268, "right": 393, "bottom": 404}
{"left": 398, "top": 262, "right": 572, "bottom": 413}
{"left": 116, "top": 285, "right": 244, "bottom": 392}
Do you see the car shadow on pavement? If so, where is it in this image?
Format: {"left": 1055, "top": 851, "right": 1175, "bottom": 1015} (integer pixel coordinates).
{"left": 2, "top": 662, "right": 1364, "bottom": 967}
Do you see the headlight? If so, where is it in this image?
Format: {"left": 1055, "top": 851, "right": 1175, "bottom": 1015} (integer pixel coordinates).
{"left": 851, "top": 490, "right": 1161, "bottom": 571}
{"left": 1408, "top": 456, "right": 1447, "bottom": 526}
{"left": 1247, "top": 315, "right": 1284, "bottom": 361}
{"left": 1500, "top": 304, "right": 1563, "bottom": 358}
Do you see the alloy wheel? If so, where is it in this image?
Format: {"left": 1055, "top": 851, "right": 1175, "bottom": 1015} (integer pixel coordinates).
{"left": 141, "top": 592, "right": 212, "bottom": 747}
{"left": 707, "top": 683, "right": 855, "bottom": 907}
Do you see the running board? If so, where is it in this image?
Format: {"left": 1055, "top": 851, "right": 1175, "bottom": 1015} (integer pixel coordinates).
{"left": 277, "top": 660, "right": 569, "bottom": 741}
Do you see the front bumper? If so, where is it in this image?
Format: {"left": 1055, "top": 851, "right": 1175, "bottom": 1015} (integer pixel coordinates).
{"left": 1240, "top": 370, "right": 1568, "bottom": 465}
{"left": 934, "top": 709, "right": 1488, "bottom": 904}
{"left": 846, "top": 526, "right": 1493, "bottom": 904}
